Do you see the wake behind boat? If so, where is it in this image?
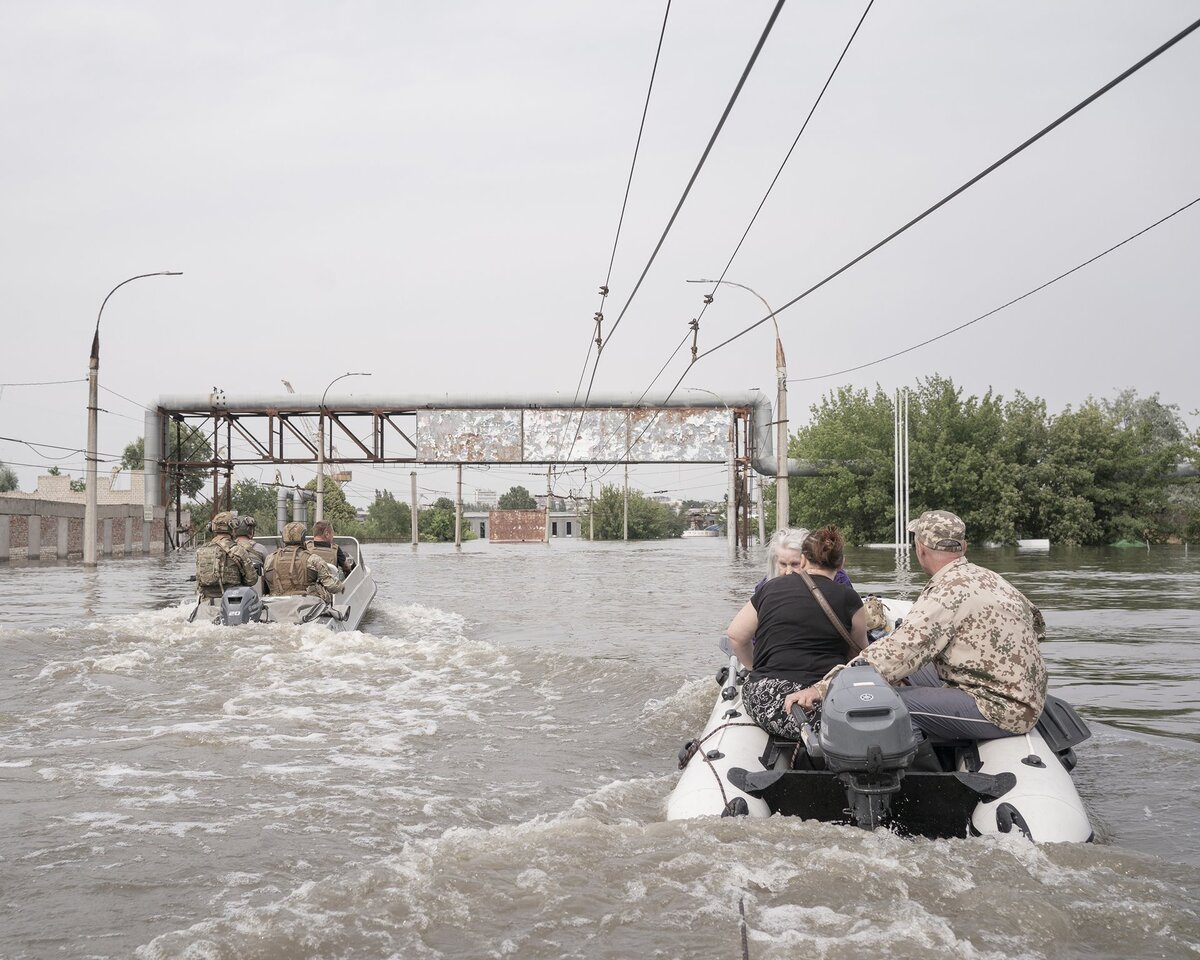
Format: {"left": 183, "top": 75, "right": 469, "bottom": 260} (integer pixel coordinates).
{"left": 667, "top": 598, "right": 1093, "bottom": 842}
{"left": 195, "top": 535, "right": 377, "bottom": 632}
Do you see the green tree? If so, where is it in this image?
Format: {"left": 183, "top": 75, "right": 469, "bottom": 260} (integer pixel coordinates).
{"left": 583, "top": 484, "right": 681, "bottom": 540}
{"left": 433, "top": 496, "right": 455, "bottom": 511}
{"left": 232, "top": 479, "right": 279, "bottom": 536}
{"left": 363, "top": 489, "right": 411, "bottom": 540}
{"left": 121, "top": 438, "right": 144, "bottom": 472}
{"left": 419, "top": 506, "right": 457, "bottom": 542}
{"left": 0, "top": 462, "right": 17, "bottom": 492}
{"left": 788, "top": 384, "right": 897, "bottom": 543}
{"left": 303, "top": 476, "right": 360, "bottom": 532}
{"left": 124, "top": 426, "right": 212, "bottom": 501}
{"left": 498, "top": 485, "right": 537, "bottom": 509}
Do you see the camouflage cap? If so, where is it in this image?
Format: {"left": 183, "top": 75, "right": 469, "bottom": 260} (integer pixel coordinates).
{"left": 907, "top": 510, "right": 966, "bottom": 552}
{"left": 235, "top": 515, "right": 257, "bottom": 536}
{"left": 211, "top": 511, "right": 235, "bottom": 534}
{"left": 282, "top": 521, "right": 307, "bottom": 544}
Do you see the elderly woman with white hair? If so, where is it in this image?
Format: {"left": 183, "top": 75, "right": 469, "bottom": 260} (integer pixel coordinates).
{"left": 728, "top": 525, "right": 867, "bottom": 739}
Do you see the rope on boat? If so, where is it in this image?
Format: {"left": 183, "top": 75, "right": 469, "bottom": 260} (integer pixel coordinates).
{"left": 679, "top": 719, "right": 760, "bottom": 812}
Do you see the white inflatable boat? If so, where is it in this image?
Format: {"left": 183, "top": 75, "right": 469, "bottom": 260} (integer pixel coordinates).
{"left": 666, "top": 598, "right": 1093, "bottom": 843}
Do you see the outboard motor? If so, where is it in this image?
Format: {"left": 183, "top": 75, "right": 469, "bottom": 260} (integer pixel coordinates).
{"left": 218, "top": 586, "right": 264, "bottom": 625}
{"left": 816, "top": 663, "right": 918, "bottom": 829}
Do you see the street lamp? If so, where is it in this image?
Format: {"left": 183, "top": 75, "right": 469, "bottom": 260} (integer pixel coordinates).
{"left": 84, "top": 271, "right": 183, "bottom": 565}
{"left": 688, "top": 278, "right": 789, "bottom": 531}
{"left": 316, "top": 371, "right": 370, "bottom": 522}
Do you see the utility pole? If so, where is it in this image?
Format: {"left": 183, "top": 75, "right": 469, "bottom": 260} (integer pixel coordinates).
{"left": 455, "top": 464, "right": 463, "bottom": 547}
{"left": 410, "top": 470, "right": 418, "bottom": 546}
{"left": 623, "top": 463, "right": 629, "bottom": 541}
{"left": 686, "top": 278, "right": 787, "bottom": 531}
{"left": 84, "top": 271, "right": 181, "bottom": 564}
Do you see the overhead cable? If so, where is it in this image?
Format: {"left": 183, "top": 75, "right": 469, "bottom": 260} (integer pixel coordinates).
{"left": 567, "top": 0, "right": 788, "bottom": 459}
{"left": 611, "top": 0, "right": 873, "bottom": 471}
{"left": 568, "top": 0, "right": 674, "bottom": 416}
{"left": 692, "top": 0, "right": 874, "bottom": 331}
{"left": 696, "top": 13, "right": 1200, "bottom": 362}
{"left": 789, "top": 194, "right": 1200, "bottom": 383}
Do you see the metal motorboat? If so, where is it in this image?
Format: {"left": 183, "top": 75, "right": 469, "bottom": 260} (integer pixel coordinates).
{"left": 195, "top": 535, "right": 377, "bottom": 633}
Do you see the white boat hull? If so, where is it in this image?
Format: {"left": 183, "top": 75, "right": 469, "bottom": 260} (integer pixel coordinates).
{"left": 666, "top": 599, "right": 1093, "bottom": 842}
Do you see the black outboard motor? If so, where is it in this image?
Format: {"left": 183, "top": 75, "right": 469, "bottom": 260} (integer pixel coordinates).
{"left": 218, "top": 586, "right": 264, "bottom": 625}
{"left": 815, "top": 663, "right": 918, "bottom": 829}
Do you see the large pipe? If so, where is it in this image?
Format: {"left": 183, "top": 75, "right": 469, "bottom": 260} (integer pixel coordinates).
{"left": 153, "top": 391, "right": 769, "bottom": 412}
{"left": 276, "top": 485, "right": 288, "bottom": 535}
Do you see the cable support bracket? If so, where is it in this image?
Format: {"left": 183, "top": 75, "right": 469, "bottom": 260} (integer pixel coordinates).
{"left": 689, "top": 318, "right": 700, "bottom": 362}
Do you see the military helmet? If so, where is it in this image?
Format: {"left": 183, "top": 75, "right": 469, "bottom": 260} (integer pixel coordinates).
{"left": 211, "top": 511, "right": 235, "bottom": 534}
{"left": 235, "top": 515, "right": 257, "bottom": 537}
{"left": 283, "top": 521, "right": 307, "bottom": 544}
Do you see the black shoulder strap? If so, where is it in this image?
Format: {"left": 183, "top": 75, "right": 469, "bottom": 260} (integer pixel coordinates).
{"left": 796, "top": 569, "right": 865, "bottom": 655}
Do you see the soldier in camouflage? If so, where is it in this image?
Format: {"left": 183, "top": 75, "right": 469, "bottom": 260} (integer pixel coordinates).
{"left": 264, "top": 521, "right": 343, "bottom": 604}
{"left": 787, "top": 510, "right": 1048, "bottom": 740}
{"left": 234, "top": 515, "right": 269, "bottom": 575}
{"left": 195, "top": 511, "right": 260, "bottom": 599}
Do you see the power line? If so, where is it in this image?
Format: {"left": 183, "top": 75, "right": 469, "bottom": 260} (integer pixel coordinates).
{"left": 615, "top": 1, "right": 874, "bottom": 469}
{"left": 567, "top": 0, "right": 674, "bottom": 423}
{"left": 99, "top": 384, "right": 154, "bottom": 413}
{"left": 0, "top": 378, "right": 86, "bottom": 387}
{"left": 696, "top": 13, "right": 1200, "bottom": 363}
{"left": 789, "top": 194, "right": 1200, "bottom": 383}
{"left": 0, "top": 434, "right": 126, "bottom": 461}
{"left": 690, "top": 0, "right": 874, "bottom": 341}
{"left": 567, "top": 0, "right": 788, "bottom": 459}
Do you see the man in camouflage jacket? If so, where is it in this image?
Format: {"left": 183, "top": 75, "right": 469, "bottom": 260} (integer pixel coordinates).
{"left": 195, "top": 511, "right": 260, "bottom": 599}
{"left": 787, "top": 510, "right": 1047, "bottom": 740}
{"left": 264, "top": 521, "right": 343, "bottom": 604}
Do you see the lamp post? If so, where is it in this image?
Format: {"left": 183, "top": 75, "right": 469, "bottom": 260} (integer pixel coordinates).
{"left": 316, "top": 371, "right": 370, "bottom": 522}
{"left": 688, "top": 278, "right": 789, "bottom": 531}
{"left": 84, "top": 271, "right": 182, "bottom": 565}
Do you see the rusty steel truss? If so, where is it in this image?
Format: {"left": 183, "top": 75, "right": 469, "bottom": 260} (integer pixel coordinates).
{"left": 146, "top": 392, "right": 772, "bottom": 549}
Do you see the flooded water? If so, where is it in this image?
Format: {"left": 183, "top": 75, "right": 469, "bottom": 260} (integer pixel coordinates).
{"left": 1, "top": 539, "right": 1198, "bottom": 959}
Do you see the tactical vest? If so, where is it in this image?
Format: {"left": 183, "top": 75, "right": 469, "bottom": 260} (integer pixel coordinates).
{"left": 196, "top": 538, "right": 248, "bottom": 598}
{"left": 309, "top": 544, "right": 339, "bottom": 567}
{"left": 266, "top": 545, "right": 312, "bottom": 596}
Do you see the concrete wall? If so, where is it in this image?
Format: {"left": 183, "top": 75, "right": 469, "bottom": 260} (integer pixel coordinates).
{"left": 0, "top": 496, "right": 165, "bottom": 562}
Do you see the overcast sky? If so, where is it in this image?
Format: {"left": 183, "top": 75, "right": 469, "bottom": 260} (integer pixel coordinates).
{"left": 2, "top": 1, "right": 1197, "bottom": 507}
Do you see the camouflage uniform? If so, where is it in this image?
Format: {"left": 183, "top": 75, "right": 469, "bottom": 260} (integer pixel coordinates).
{"left": 195, "top": 512, "right": 260, "bottom": 599}
{"left": 233, "top": 515, "right": 269, "bottom": 573}
{"left": 264, "top": 521, "right": 343, "bottom": 604}
{"left": 815, "top": 517, "right": 1047, "bottom": 735}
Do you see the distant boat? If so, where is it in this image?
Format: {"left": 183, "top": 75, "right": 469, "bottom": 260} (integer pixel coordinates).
{"left": 194, "top": 535, "right": 377, "bottom": 632}
{"left": 682, "top": 526, "right": 720, "bottom": 539}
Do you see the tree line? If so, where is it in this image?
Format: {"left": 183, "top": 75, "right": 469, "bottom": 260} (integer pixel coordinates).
{"left": 11, "top": 375, "right": 1190, "bottom": 547}
{"left": 776, "top": 377, "right": 1199, "bottom": 546}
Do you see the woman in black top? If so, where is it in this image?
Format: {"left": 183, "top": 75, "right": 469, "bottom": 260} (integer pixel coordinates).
{"left": 727, "top": 526, "right": 866, "bottom": 739}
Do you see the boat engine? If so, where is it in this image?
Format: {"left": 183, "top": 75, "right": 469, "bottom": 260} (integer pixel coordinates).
{"left": 218, "top": 586, "right": 264, "bottom": 625}
{"left": 815, "top": 663, "right": 918, "bottom": 829}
